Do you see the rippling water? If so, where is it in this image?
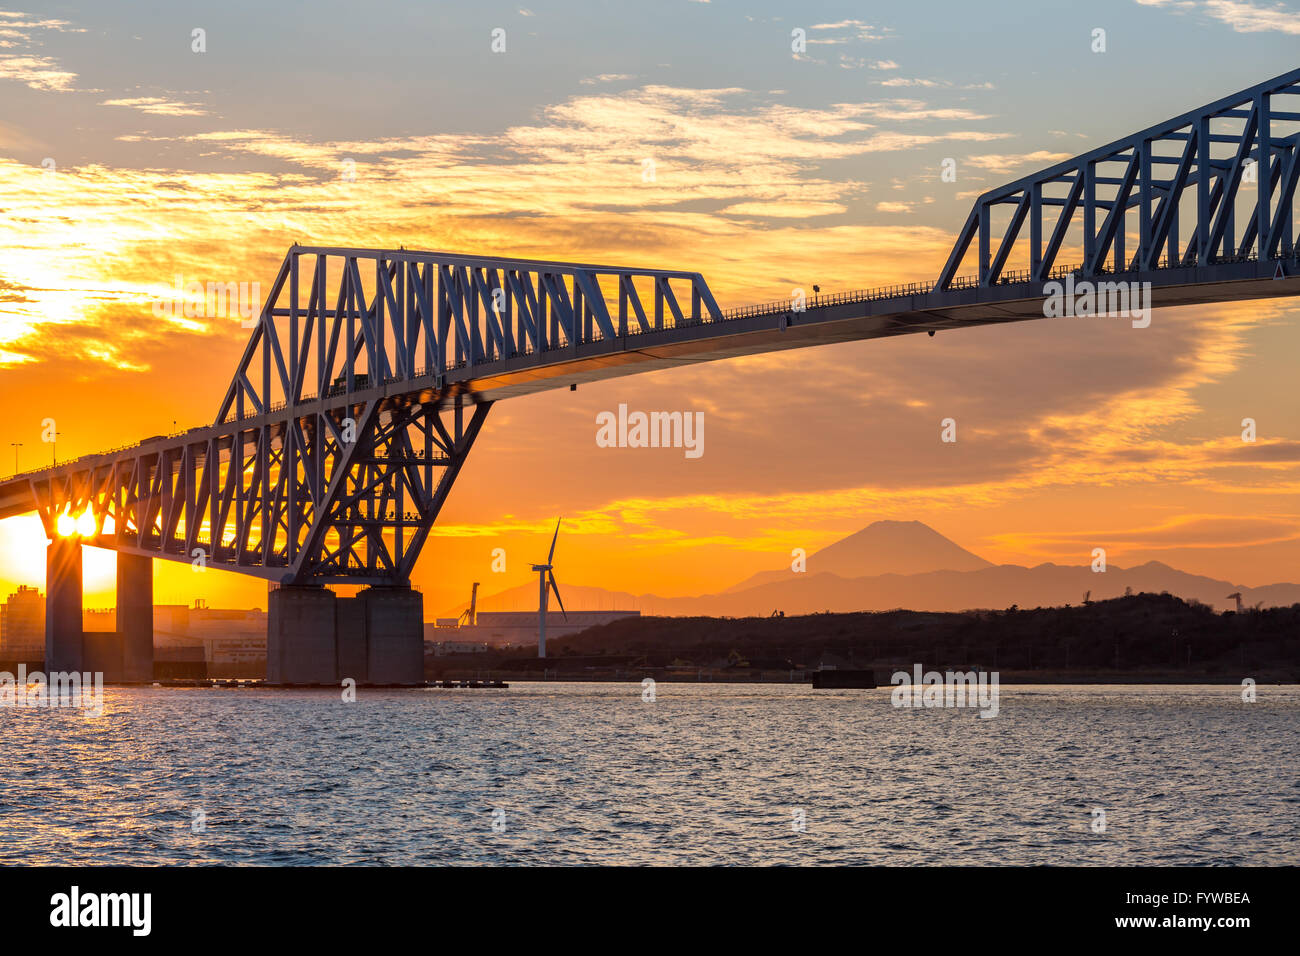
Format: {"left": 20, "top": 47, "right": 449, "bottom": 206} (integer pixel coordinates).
{"left": 0, "top": 682, "right": 1295, "bottom": 865}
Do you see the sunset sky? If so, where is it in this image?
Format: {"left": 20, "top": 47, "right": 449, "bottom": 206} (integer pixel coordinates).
{"left": 1, "top": 0, "right": 1298, "bottom": 616}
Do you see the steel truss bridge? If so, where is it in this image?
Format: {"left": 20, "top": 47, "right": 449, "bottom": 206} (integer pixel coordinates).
{"left": 3, "top": 68, "right": 1300, "bottom": 586}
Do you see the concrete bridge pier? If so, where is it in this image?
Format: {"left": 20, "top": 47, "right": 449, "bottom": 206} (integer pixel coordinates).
{"left": 267, "top": 586, "right": 339, "bottom": 685}
{"left": 116, "top": 553, "right": 154, "bottom": 682}
{"left": 358, "top": 586, "right": 424, "bottom": 685}
{"left": 44, "top": 537, "right": 83, "bottom": 673}
{"left": 267, "top": 584, "right": 425, "bottom": 686}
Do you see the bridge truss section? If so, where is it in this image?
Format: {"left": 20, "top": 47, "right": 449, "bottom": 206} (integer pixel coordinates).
{"left": 937, "top": 67, "right": 1300, "bottom": 291}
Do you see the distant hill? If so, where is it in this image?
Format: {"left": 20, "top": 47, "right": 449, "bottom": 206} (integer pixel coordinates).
{"left": 543, "top": 592, "right": 1300, "bottom": 678}
{"left": 433, "top": 593, "right": 1300, "bottom": 684}
{"left": 441, "top": 521, "right": 1300, "bottom": 618}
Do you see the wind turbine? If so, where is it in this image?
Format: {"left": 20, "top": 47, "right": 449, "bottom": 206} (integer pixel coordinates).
{"left": 531, "top": 518, "right": 567, "bottom": 658}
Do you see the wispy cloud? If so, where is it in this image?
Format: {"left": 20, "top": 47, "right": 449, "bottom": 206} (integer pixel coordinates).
{"left": 0, "top": 53, "right": 74, "bottom": 91}
{"left": 807, "top": 20, "right": 891, "bottom": 43}
{"left": 1137, "top": 0, "right": 1300, "bottom": 34}
{"left": 963, "top": 150, "right": 1074, "bottom": 174}
{"left": 1202, "top": 0, "right": 1300, "bottom": 33}
{"left": 794, "top": 19, "right": 895, "bottom": 68}
{"left": 880, "top": 76, "right": 995, "bottom": 90}
{"left": 100, "top": 96, "right": 208, "bottom": 117}
{"left": 990, "top": 513, "right": 1300, "bottom": 555}
{"left": 0, "top": 82, "right": 1014, "bottom": 371}
{"left": 580, "top": 73, "right": 635, "bottom": 85}
{"left": 0, "top": 9, "right": 81, "bottom": 91}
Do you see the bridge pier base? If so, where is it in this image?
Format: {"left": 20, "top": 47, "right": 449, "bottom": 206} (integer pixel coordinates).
{"left": 357, "top": 587, "right": 424, "bottom": 685}
{"left": 116, "top": 553, "right": 154, "bottom": 682}
{"left": 44, "top": 538, "right": 83, "bottom": 673}
{"left": 335, "top": 596, "right": 367, "bottom": 683}
{"left": 267, "top": 586, "right": 338, "bottom": 685}
{"left": 266, "top": 584, "right": 425, "bottom": 686}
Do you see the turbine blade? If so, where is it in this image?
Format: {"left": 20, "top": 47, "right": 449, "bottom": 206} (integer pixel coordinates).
{"left": 549, "top": 571, "right": 567, "bottom": 619}
{"left": 547, "top": 517, "right": 561, "bottom": 564}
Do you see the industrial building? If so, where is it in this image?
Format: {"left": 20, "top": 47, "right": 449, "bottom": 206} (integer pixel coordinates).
{"left": 426, "top": 610, "right": 640, "bottom": 650}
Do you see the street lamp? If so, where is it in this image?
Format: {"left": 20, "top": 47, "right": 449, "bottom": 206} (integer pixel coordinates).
{"left": 8, "top": 442, "right": 21, "bottom": 476}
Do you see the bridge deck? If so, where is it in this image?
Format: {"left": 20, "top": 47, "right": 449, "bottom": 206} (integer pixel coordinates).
{"left": 459, "top": 258, "right": 1298, "bottom": 402}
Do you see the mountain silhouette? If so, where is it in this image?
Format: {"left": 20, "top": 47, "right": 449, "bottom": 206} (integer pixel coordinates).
{"left": 443, "top": 521, "right": 1300, "bottom": 618}
{"left": 724, "top": 519, "right": 991, "bottom": 592}
{"left": 695, "top": 560, "right": 1300, "bottom": 617}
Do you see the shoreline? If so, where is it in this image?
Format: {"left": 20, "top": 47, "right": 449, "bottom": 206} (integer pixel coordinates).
{"left": 426, "top": 668, "right": 1295, "bottom": 686}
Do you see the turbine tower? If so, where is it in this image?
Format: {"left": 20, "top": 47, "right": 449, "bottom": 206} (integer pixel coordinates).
{"left": 531, "top": 519, "right": 567, "bottom": 658}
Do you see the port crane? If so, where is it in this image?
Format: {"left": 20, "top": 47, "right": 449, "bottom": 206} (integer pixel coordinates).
{"left": 459, "top": 581, "right": 480, "bottom": 626}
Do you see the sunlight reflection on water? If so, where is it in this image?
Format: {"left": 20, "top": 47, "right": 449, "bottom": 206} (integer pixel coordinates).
{"left": 0, "top": 682, "right": 1295, "bottom": 865}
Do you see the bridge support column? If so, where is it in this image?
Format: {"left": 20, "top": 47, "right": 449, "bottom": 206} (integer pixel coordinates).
{"left": 266, "top": 585, "right": 424, "bottom": 685}
{"left": 358, "top": 586, "right": 424, "bottom": 685}
{"left": 267, "top": 586, "right": 338, "bottom": 685}
{"left": 117, "top": 553, "right": 154, "bottom": 682}
{"left": 335, "top": 596, "right": 368, "bottom": 684}
{"left": 44, "top": 537, "right": 82, "bottom": 673}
